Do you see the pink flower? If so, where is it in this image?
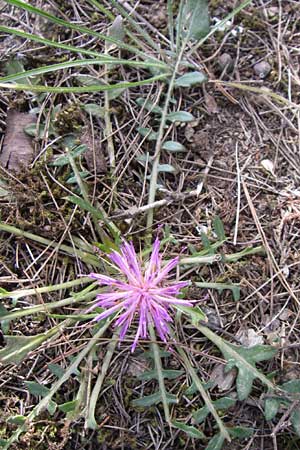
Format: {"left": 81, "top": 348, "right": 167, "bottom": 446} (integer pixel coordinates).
{"left": 88, "top": 237, "right": 192, "bottom": 351}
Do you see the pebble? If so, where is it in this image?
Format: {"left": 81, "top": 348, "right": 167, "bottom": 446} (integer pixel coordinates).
{"left": 253, "top": 60, "right": 271, "bottom": 79}
{"left": 218, "top": 53, "right": 234, "bottom": 72}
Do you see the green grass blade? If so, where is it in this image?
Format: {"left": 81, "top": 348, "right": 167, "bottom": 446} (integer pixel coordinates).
{"left": 0, "top": 58, "right": 167, "bottom": 84}
{"left": 148, "top": 323, "right": 171, "bottom": 425}
{"left": 3, "top": 0, "right": 153, "bottom": 58}
{"left": 0, "top": 285, "right": 99, "bottom": 322}
{"left": 0, "top": 276, "right": 92, "bottom": 300}
{"left": 85, "top": 331, "right": 118, "bottom": 429}
{"left": 0, "top": 73, "right": 169, "bottom": 93}
{"left": 0, "top": 25, "right": 105, "bottom": 58}
{"left": 0, "top": 222, "right": 100, "bottom": 266}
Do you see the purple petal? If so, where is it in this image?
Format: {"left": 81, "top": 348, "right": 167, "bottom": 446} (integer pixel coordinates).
{"left": 144, "top": 237, "right": 161, "bottom": 282}
{"left": 151, "top": 294, "right": 194, "bottom": 306}
{"left": 120, "top": 241, "right": 143, "bottom": 282}
{"left": 95, "top": 290, "right": 134, "bottom": 304}
{"left": 93, "top": 303, "right": 123, "bottom": 322}
{"left": 109, "top": 251, "right": 139, "bottom": 285}
{"left": 151, "top": 257, "right": 179, "bottom": 286}
{"left": 89, "top": 273, "right": 120, "bottom": 286}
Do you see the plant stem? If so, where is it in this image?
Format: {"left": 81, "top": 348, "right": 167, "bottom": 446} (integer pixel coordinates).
{"left": 85, "top": 331, "right": 118, "bottom": 429}
{"left": 146, "top": 43, "right": 187, "bottom": 233}
{"left": 177, "top": 345, "right": 231, "bottom": 442}
{"left": 0, "top": 222, "right": 100, "bottom": 266}
{"left": 196, "top": 323, "right": 275, "bottom": 390}
{"left": 0, "top": 285, "right": 99, "bottom": 322}
{"left": 0, "top": 276, "right": 92, "bottom": 300}
{"left": 148, "top": 323, "right": 171, "bottom": 425}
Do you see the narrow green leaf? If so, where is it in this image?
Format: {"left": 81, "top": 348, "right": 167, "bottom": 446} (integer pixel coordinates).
{"left": 196, "top": 325, "right": 276, "bottom": 399}
{"left": 51, "top": 145, "right": 88, "bottom": 167}
{"left": 162, "top": 141, "right": 186, "bottom": 152}
{"left": 136, "top": 98, "right": 163, "bottom": 114}
{"left": 166, "top": 111, "right": 194, "bottom": 122}
{"left": 264, "top": 397, "right": 280, "bottom": 421}
{"left": 66, "top": 195, "right": 104, "bottom": 220}
{"left": 0, "top": 333, "right": 53, "bottom": 365}
{"left": 137, "top": 127, "right": 159, "bottom": 141}
{"left": 172, "top": 421, "right": 206, "bottom": 439}
{"left": 236, "top": 366, "right": 255, "bottom": 401}
{"left": 195, "top": 282, "right": 240, "bottom": 302}
{"left": 157, "top": 163, "right": 177, "bottom": 173}
{"left": 182, "top": 0, "right": 210, "bottom": 41}
{"left": 7, "top": 415, "right": 26, "bottom": 426}
{"left": 66, "top": 171, "right": 89, "bottom": 184}
{"left": 132, "top": 391, "right": 177, "bottom": 408}
{"left": 2, "top": 0, "right": 155, "bottom": 59}
{"left": 0, "top": 73, "right": 169, "bottom": 94}
{"left": 107, "top": 87, "right": 126, "bottom": 100}
{"left": 83, "top": 104, "right": 106, "bottom": 118}
{"left": 213, "top": 216, "right": 226, "bottom": 240}
{"left": 193, "top": 397, "right": 236, "bottom": 424}
{"left": 174, "top": 304, "right": 207, "bottom": 326}
{"left": 47, "top": 363, "right": 65, "bottom": 379}
{"left": 229, "top": 426, "right": 254, "bottom": 439}
{"left": 25, "top": 381, "right": 50, "bottom": 397}
{"left": 175, "top": 71, "right": 207, "bottom": 87}
{"left": 205, "top": 433, "right": 224, "bottom": 450}
{"left": 137, "top": 369, "right": 184, "bottom": 381}
{"left": 0, "top": 304, "right": 10, "bottom": 334}
{"left": 0, "top": 58, "right": 166, "bottom": 85}
{"left": 58, "top": 400, "right": 78, "bottom": 413}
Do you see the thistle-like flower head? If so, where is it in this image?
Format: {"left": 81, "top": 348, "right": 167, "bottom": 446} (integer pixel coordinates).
{"left": 89, "top": 237, "right": 192, "bottom": 351}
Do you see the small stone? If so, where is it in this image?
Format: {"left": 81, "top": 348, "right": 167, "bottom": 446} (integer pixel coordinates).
{"left": 254, "top": 60, "right": 271, "bottom": 79}
{"left": 218, "top": 53, "right": 234, "bottom": 72}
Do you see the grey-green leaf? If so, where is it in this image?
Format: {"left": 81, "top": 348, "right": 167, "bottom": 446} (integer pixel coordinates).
{"left": 83, "top": 103, "right": 106, "bottom": 118}
{"left": 157, "top": 163, "right": 177, "bottom": 173}
{"left": 137, "top": 369, "right": 184, "bottom": 381}
{"left": 138, "top": 127, "right": 159, "bottom": 141}
{"left": 182, "top": 0, "right": 210, "bottom": 41}
{"left": 213, "top": 216, "right": 226, "bottom": 240}
{"left": 264, "top": 397, "right": 280, "bottom": 421}
{"left": 25, "top": 381, "right": 50, "bottom": 397}
{"left": 229, "top": 426, "right": 254, "bottom": 439}
{"left": 47, "top": 363, "right": 65, "bottom": 379}
{"left": 7, "top": 415, "right": 26, "bottom": 426}
{"left": 106, "top": 15, "right": 125, "bottom": 52}
{"left": 58, "top": 400, "right": 78, "bottom": 413}
{"left": 236, "top": 365, "right": 255, "bottom": 400}
{"left": 175, "top": 71, "right": 207, "bottom": 87}
{"left": 172, "top": 420, "right": 206, "bottom": 439}
{"left": 0, "top": 334, "right": 47, "bottom": 365}
{"left": 205, "top": 433, "right": 224, "bottom": 450}
{"left": 162, "top": 141, "right": 186, "bottom": 152}
{"left": 132, "top": 391, "right": 177, "bottom": 407}
{"left": 166, "top": 111, "right": 194, "bottom": 122}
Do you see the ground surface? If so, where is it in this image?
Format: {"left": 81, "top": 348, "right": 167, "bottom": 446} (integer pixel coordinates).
{"left": 0, "top": 1, "right": 300, "bottom": 449}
